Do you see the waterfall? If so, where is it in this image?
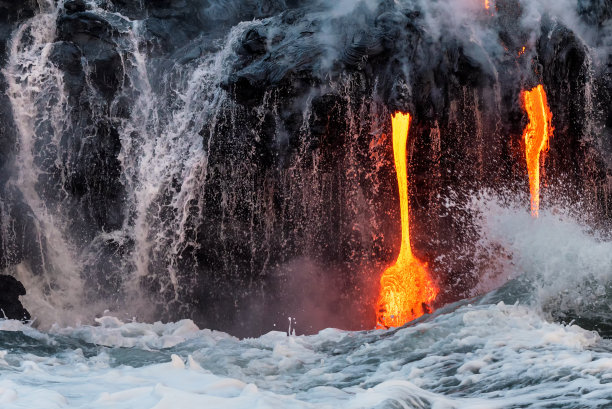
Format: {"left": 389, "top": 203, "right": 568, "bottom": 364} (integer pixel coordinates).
{"left": 1, "top": 0, "right": 269, "bottom": 325}
{"left": 115, "top": 19, "right": 254, "bottom": 319}
{"left": 2, "top": 0, "right": 85, "bottom": 326}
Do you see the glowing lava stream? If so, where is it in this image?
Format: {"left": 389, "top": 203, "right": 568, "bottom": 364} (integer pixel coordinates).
{"left": 376, "top": 112, "right": 438, "bottom": 329}
{"left": 522, "top": 85, "right": 553, "bottom": 217}
{"left": 485, "top": 0, "right": 490, "bottom": 10}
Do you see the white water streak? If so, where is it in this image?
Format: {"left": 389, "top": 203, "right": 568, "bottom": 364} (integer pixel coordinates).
{"left": 3, "top": 0, "right": 85, "bottom": 326}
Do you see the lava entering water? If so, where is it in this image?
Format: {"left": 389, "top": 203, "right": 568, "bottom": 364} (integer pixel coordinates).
{"left": 376, "top": 112, "right": 438, "bottom": 329}
{"left": 521, "top": 85, "right": 553, "bottom": 217}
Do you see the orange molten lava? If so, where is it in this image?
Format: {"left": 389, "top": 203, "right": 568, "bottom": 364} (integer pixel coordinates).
{"left": 522, "top": 85, "right": 553, "bottom": 217}
{"left": 485, "top": 0, "right": 490, "bottom": 9}
{"left": 376, "top": 112, "right": 438, "bottom": 328}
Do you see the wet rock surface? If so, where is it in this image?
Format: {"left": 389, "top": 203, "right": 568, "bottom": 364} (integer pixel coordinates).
{"left": 0, "top": 275, "right": 30, "bottom": 321}
{"left": 0, "top": 0, "right": 609, "bottom": 335}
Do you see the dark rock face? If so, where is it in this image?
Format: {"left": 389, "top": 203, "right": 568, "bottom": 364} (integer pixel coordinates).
{"left": 0, "top": 275, "right": 30, "bottom": 321}
{"left": 0, "top": 0, "right": 609, "bottom": 336}
{"left": 218, "top": 0, "right": 612, "bottom": 303}
{"left": 0, "top": 1, "right": 38, "bottom": 62}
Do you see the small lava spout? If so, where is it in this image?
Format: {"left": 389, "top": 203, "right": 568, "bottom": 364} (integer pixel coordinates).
{"left": 376, "top": 112, "right": 438, "bottom": 329}
{"left": 521, "top": 85, "right": 553, "bottom": 217}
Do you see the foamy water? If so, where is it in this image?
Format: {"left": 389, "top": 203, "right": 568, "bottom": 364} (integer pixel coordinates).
{"left": 2, "top": 194, "right": 612, "bottom": 408}
{"left": 0, "top": 298, "right": 610, "bottom": 409}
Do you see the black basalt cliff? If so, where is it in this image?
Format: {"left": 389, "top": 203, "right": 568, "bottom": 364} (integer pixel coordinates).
{"left": 0, "top": 0, "right": 610, "bottom": 335}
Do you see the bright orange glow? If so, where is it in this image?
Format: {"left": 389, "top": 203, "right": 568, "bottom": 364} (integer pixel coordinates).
{"left": 376, "top": 112, "right": 438, "bottom": 328}
{"left": 518, "top": 46, "right": 526, "bottom": 56}
{"left": 485, "top": 0, "right": 490, "bottom": 9}
{"left": 522, "top": 85, "right": 553, "bottom": 217}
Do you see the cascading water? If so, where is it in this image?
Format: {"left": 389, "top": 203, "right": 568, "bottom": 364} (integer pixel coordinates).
{"left": 113, "top": 17, "right": 248, "bottom": 320}
{"left": 0, "top": 1, "right": 390, "bottom": 331}
{"left": 3, "top": 0, "right": 84, "bottom": 325}
{"left": 2, "top": 1, "right": 277, "bottom": 325}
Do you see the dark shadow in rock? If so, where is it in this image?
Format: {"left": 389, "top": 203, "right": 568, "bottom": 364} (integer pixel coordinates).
{"left": 0, "top": 275, "right": 30, "bottom": 322}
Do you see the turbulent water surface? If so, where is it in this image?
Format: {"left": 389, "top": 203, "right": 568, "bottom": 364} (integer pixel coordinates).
{"left": 2, "top": 203, "right": 612, "bottom": 408}
{"left": 0, "top": 293, "right": 611, "bottom": 408}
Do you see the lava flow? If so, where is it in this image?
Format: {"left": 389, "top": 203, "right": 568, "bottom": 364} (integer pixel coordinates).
{"left": 376, "top": 112, "right": 438, "bottom": 329}
{"left": 522, "top": 85, "right": 553, "bottom": 217}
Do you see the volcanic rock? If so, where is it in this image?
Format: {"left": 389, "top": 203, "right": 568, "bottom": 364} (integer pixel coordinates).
{"left": 0, "top": 0, "right": 609, "bottom": 336}
{"left": 0, "top": 275, "right": 30, "bottom": 322}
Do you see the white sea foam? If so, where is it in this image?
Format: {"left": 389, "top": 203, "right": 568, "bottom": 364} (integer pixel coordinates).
{"left": 50, "top": 316, "right": 232, "bottom": 349}
{"left": 0, "top": 298, "right": 610, "bottom": 408}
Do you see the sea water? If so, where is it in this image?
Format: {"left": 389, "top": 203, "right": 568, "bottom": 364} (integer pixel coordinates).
{"left": 2, "top": 200, "right": 612, "bottom": 408}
